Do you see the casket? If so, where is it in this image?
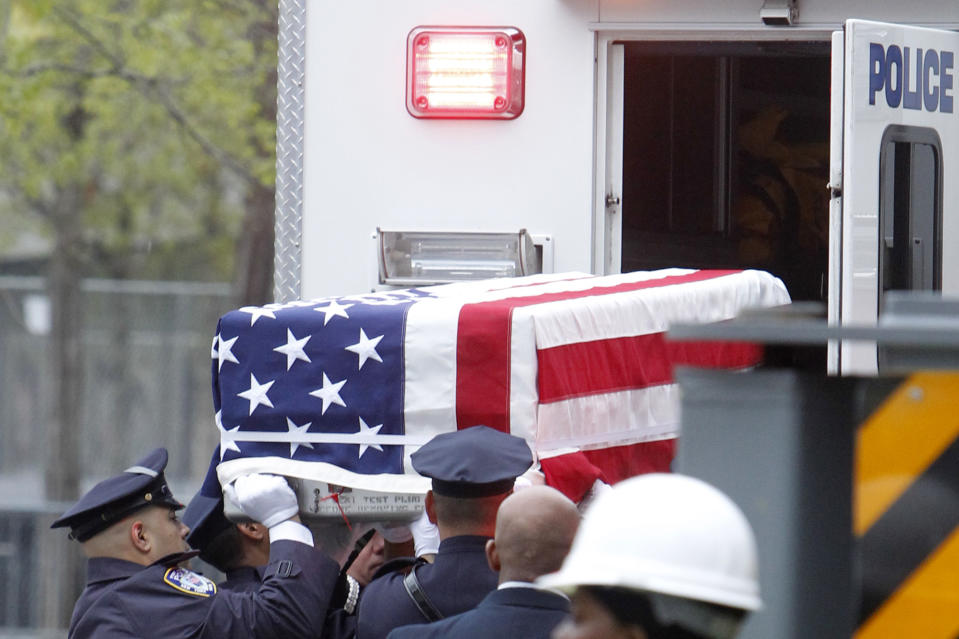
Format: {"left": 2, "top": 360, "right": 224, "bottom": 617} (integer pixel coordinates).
{"left": 210, "top": 269, "right": 789, "bottom": 519}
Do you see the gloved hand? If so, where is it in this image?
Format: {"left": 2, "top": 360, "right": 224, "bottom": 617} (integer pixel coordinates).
{"left": 410, "top": 509, "right": 440, "bottom": 558}
{"left": 375, "top": 521, "right": 413, "bottom": 544}
{"left": 576, "top": 478, "right": 612, "bottom": 514}
{"left": 514, "top": 467, "right": 546, "bottom": 490}
{"left": 223, "top": 474, "right": 299, "bottom": 529}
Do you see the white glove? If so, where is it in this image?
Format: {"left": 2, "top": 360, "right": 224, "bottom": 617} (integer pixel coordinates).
{"left": 515, "top": 467, "right": 545, "bottom": 490}
{"left": 223, "top": 474, "right": 299, "bottom": 529}
{"left": 376, "top": 521, "right": 413, "bottom": 544}
{"left": 577, "top": 479, "right": 612, "bottom": 514}
{"left": 410, "top": 509, "right": 440, "bottom": 557}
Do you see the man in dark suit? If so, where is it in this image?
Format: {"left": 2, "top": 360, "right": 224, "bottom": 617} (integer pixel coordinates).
{"left": 386, "top": 485, "right": 580, "bottom": 639}
{"left": 354, "top": 426, "right": 535, "bottom": 639}
{"left": 52, "top": 447, "right": 340, "bottom": 638}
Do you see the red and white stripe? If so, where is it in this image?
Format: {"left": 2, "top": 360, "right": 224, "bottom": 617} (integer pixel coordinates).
{"left": 403, "top": 268, "right": 789, "bottom": 485}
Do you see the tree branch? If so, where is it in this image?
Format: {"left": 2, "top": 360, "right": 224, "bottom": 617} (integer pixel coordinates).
{"left": 52, "top": 6, "right": 264, "bottom": 188}
{"left": 13, "top": 63, "right": 116, "bottom": 78}
{"left": 52, "top": 7, "right": 124, "bottom": 72}
{"left": 133, "top": 79, "right": 263, "bottom": 188}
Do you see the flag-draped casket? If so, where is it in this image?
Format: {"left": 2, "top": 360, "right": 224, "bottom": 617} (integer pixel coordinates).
{"left": 211, "top": 269, "right": 789, "bottom": 503}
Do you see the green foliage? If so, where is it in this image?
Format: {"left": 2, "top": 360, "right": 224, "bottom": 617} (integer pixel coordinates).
{"left": 0, "top": 0, "right": 278, "bottom": 281}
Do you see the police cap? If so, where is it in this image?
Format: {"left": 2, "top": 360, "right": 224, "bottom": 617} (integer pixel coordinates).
{"left": 182, "top": 447, "right": 233, "bottom": 552}
{"left": 51, "top": 448, "right": 184, "bottom": 542}
{"left": 411, "top": 425, "right": 533, "bottom": 498}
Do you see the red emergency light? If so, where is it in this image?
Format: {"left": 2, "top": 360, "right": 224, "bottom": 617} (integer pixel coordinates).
{"left": 406, "top": 26, "right": 526, "bottom": 119}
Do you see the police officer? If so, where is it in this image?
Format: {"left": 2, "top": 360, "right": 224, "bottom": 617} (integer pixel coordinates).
{"left": 354, "top": 425, "right": 534, "bottom": 639}
{"left": 182, "top": 447, "right": 374, "bottom": 637}
{"left": 181, "top": 447, "right": 270, "bottom": 592}
{"left": 52, "top": 447, "right": 340, "bottom": 638}
{"left": 386, "top": 485, "right": 580, "bottom": 639}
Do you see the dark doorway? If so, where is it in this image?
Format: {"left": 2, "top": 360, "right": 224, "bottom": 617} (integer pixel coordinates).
{"left": 620, "top": 42, "right": 831, "bottom": 302}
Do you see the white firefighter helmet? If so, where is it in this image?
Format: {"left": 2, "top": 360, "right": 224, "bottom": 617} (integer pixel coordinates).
{"left": 538, "top": 473, "right": 760, "bottom": 612}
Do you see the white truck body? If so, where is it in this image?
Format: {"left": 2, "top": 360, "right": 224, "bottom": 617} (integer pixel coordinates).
{"left": 282, "top": 1, "right": 959, "bottom": 374}
{"left": 832, "top": 20, "right": 959, "bottom": 373}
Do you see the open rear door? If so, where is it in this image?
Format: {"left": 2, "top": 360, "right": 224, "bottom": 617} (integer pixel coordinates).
{"left": 833, "top": 20, "right": 959, "bottom": 374}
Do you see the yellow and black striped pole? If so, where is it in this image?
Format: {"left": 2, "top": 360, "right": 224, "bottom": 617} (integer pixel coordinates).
{"left": 855, "top": 372, "right": 959, "bottom": 638}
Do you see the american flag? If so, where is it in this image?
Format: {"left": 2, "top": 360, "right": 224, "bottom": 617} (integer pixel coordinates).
{"left": 211, "top": 269, "right": 789, "bottom": 493}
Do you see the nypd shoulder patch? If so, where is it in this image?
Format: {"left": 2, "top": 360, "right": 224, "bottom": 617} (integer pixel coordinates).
{"left": 163, "top": 567, "right": 217, "bottom": 597}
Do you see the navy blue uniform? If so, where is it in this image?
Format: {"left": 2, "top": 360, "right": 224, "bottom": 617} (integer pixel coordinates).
{"left": 324, "top": 606, "right": 358, "bottom": 639}
{"left": 385, "top": 586, "right": 570, "bottom": 639}
{"left": 355, "top": 536, "right": 497, "bottom": 639}
{"left": 69, "top": 541, "right": 338, "bottom": 639}
{"left": 220, "top": 566, "right": 263, "bottom": 593}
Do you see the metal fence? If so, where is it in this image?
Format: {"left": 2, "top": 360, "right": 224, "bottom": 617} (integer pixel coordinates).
{"left": 0, "top": 512, "right": 36, "bottom": 628}
{"left": 0, "top": 276, "right": 235, "bottom": 634}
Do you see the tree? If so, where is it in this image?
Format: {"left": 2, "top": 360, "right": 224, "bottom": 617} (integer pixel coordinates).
{"left": 0, "top": 0, "right": 278, "bottom": 626}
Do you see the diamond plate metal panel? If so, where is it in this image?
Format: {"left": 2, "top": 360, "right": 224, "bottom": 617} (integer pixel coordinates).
{"left": 273, "top": 0, "right": 306, "bottom": 302}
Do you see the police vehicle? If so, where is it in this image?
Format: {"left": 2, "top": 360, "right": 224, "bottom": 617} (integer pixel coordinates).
{"left": 271, "top": 1, "right": 959, "bottom": 377}
{"left": 256, "top": 4, "right": 959, "bottom": 637}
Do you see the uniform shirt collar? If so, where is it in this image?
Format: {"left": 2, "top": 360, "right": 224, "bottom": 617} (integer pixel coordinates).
{"left": 85, "top": 557, "right": 142, "bottom": 586}
{"left": 498, "top": 579, "right": 570, "bottom": 599}
{"left": 226, "top": 565, "right": 264, "bottom": 583}
{"left": 149, "top": 550, "right": 199, "bottom": 567}
{"left": 498, "top": 580, "right": 538, "bottom": 590}
{"left": 436, "top": 535, "right": 491, "bottom": 553}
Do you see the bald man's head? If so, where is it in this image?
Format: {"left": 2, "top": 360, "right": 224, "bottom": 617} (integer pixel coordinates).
{"left": 486, "top": 486, "right": 580, "bottom": 584}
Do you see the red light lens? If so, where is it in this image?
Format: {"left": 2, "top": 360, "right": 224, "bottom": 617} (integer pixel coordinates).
{"left": 407, "top": 27, "right": 525, "bottom": 119}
